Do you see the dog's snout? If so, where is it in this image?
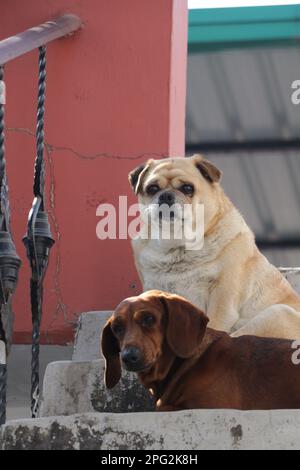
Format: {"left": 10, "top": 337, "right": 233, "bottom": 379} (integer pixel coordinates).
{"left": 158, "top": 191, "right": 175, "bottom": 207}
{"left": 121, "top": 346, "right": 142, "bottom": 369}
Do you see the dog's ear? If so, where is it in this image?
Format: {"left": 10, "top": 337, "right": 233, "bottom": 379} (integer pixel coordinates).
{"left": 101, "top": 319, "right": 121, "bottom": 389}
{"left": 193, "top": 154, "right": 222, "bottom": 184}
{"left": 160, "top": 293, "right": 209, "bottom": 358}
{"left": 128, "top": 160, "right": 152, "bottom": 195}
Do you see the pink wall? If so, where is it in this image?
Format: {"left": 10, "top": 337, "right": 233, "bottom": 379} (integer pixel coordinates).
{"left": 0, "top": 0, "right": 188, "bottom": 343}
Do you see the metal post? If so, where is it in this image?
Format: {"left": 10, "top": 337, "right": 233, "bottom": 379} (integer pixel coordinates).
{"left": 0, "top": 65, "right": 7, "bottom": 426}
{"left": 0, "top": 65, "right": 21, "bottom": 425}
{"left": 23, "top": 47, "right": 54, "bottom": 418}
{"left": 0, "top": 339, "right": 6, "bottom": 425}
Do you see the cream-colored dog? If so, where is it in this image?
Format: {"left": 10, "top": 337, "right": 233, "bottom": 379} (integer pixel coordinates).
{"left": 128, "top": 154, "right": 300, "bottom": 339}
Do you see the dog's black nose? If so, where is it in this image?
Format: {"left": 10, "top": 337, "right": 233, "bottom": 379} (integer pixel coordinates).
{"left": 121, "top": 346, "right": 142, "bottom": 368}
{"left": 158, "top": 191, "right": 175, "bottom": 207}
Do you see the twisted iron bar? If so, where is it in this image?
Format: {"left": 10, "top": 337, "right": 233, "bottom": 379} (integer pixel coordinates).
{"left": 0, "top": 362, "right": 7, "bottom": 425}
{"left": 0, "top": 65, "right": 7, "bottom": 426}
{"left": 0, "top": 65, "right": 21, "bottom": 425}
{"left": 0, "top": 66, "right": 10, "bottom": 234}
{"left": 34, "top": 46, "right": 46, "bottom": 203}
{"left": 31, "top": 278, "right": 42, "bottom": 419}
{"left": 23, "top": 46, "right": 54, "bottom": 418}
{"left": 0, "top": 310, "right": 6, "bottom": 425}
{"left": 32, "top": 45, "right": 46, "bottom": 419}
{"left": 0, "top": 66, "right": 7, "bottom": 427}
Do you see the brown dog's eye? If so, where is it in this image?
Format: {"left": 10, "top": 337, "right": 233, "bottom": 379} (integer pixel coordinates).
{"left": 180, "top": 184, "right": 194, "bottom": 195}
{"left": 141, "top": 314, "right": 155, "bottom": 328}
{"left": 146, "top": 184, "right": 160, "bottom": 196}
{"left": 111, "top": 322, "right": 125, "bottom": 337}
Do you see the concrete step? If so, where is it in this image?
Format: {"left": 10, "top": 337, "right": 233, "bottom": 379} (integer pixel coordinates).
{"left": 281, "top": 268, "right": 300, "bottom": 293}
{"left": 2, "top": 409, "right": 300, "bottom": 450}
{"left": 72, "top": 311, "right": 112, "bottom": 361}
{"left": 5, "top": 268, "right": 298, "bottom": 449}
{"left": 39, "top": 269, "right": 300, "bottom": 420}
{"left": 40, "top": 268, "right": 300, "bottom": 419}
{"left": 40, "top": 359, "right": 154, "bottom": 417}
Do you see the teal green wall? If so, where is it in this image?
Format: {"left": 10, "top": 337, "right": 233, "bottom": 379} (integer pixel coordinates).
{"left": 189, "top": 5, "right": 300, "bottom": 52}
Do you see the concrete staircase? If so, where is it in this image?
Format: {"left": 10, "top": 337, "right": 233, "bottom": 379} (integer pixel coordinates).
{"left": 1, "top": 269, "right": 300, "bottom": 450}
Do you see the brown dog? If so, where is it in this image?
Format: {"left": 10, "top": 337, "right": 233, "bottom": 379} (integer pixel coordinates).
{"left": 101, "top": 290, "right": 300, "bottom": 411}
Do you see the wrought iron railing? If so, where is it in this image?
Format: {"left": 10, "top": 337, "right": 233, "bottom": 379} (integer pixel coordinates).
{"left": 0, "top": 14, "right": 81, "bottom": 424}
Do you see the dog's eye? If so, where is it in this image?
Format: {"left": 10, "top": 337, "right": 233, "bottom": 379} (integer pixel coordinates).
{"left": 141, "top": 314, "right": 155, "bottom": 327}
{"left": 146, "top": 184, "right": 160, "bottom": 196}
{"left": 111, "top": 322, "right": 125, "bottom": 337}
{"left": 180, "top": 184, "right": 194, "bottom": 195}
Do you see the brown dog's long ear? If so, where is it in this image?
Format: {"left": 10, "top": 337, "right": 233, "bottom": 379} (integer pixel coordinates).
{"left": 160, "top": 293, "right": 209, "bottom": 358}
{"left": 101, "top": 320, "right": 121, "bottom": 389}
{"left": 193, "top": 154, "right": 222, "bottom": 184}
{"left": 128, "top": 160, "right": 152, "bottom": 194}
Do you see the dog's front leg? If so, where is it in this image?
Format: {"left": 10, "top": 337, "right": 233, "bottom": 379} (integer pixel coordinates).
{"left": 206, "top": 288, "right": 240, "bottom": 333}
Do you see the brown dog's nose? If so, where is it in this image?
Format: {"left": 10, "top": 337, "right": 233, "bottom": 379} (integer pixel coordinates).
{"left": 158, "top": 191, "right": 175, "bottom": 207}
{"left": 121, "top": 346, "right": 142, "bottom": 370}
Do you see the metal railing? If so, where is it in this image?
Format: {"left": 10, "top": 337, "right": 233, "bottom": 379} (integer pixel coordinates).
{"left": 0, "top": 15, "right": 81, "bottom": 63}
{"left": 0, "top": 14, "right": 81, "bottom": 424}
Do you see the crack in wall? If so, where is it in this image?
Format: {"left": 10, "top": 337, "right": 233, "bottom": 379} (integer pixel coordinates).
{"left": 44, "top": 142, "right": 73, "bottom": 342}
{"left": 7, "top": 127, "right": 169, "bottom": 161}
